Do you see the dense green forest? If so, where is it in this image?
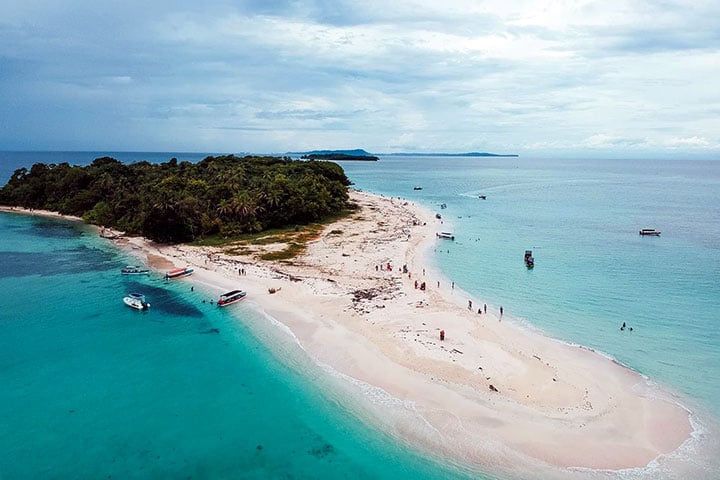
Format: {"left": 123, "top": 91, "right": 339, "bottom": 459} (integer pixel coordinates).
{"left": 0, "top": 155, "right": 351, "bottom": 243}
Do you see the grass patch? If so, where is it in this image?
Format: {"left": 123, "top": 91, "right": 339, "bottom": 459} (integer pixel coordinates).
{"left": 259, "top": 242, "right": 307, "bottom": 261}
{"left": 224, "top": 246, "right": 255, "bottom": 256}
{"left": 191, "top": 207, "right": 357, "bottom": 261}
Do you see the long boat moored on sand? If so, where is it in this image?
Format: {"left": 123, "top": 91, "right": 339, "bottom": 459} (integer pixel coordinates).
{"left": 165, "top": 266, "right": 194, "bottom": 280}
{"left": 436, "top": 232, "right": 455, "bottom": 240}
{"left": 217, "top": 289, "right": 247, "bottom": 307}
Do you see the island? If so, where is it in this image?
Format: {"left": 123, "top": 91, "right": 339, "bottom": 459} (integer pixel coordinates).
{"left": 288, "top": 149, "right": 518, "bottom": 159}
{"left": 0, "top": 154, "right": 693, "bottom": 478}
{"left": 290, "top": 149, "right": 379, "bottom": 161}
{"left": 387, "top": 152, "right": 519, "bottom": 157}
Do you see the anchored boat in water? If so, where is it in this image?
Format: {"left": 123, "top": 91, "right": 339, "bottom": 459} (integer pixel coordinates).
{"left": 524, "top": 250, "right": 535, "bottom": 268}
{"left": 639, "top": 228, "right": 661, "bottom": 236}
{"left": 217, "top": 289, "right": 247, "bottom": 307}
{"left": 437, "top": 232, "right": 455, "bottom": 240}
{"left": 124, "top": 293, "right": 150, "bottom": 311}
{"left": 121, "top": 265, "right": 150, "bottom": 275}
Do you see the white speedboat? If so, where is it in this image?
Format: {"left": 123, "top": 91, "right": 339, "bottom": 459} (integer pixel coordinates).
{"left": 124, "top": 293, "right": 150, "bottom": 311}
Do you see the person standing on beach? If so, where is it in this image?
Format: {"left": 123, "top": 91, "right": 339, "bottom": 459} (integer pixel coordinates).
{"left": 483, "top": 304, "right": 487, "bottom": 314}
{"left": 499, "top": 306, "right": 503, "bottom": 319}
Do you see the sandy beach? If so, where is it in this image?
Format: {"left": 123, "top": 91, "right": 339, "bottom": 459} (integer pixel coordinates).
{"left": 2, "top": 192, "right": 693, "bottom": 474}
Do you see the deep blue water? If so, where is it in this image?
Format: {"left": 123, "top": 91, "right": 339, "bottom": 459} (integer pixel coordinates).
{"left": 1, "top": 151, "right": 719, "bottom": 479}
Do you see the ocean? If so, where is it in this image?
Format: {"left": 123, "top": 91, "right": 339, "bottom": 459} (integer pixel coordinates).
{"left": 1, "top": 151, "right": 718, "bottom": 479}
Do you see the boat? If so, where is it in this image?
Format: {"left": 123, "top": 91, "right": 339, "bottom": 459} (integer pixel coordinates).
{"left": 437, "top": 232, "right": 455, "bottom": 240}
{"left": 639, "top": 228, "right": 661, "bottom": 236}
{"left": 414, "top": 186, "right": 423, "bottom": 190}
{"left": 165, "top": 266, "right": 194, "bottom": 279}
{"left": 524, "top": 250, "right": 534, "bottom": 268}
{"left": 123, "top": 293, "right": 150, "bottom": 310}
{"left": 121, "top": 265, "right": 150, "bottom": 275}
{"left": 478, "top": 195, "right": 486, "bottom": 200}
{"left": 217, "top": 289, "right": 247, "bottom": 306}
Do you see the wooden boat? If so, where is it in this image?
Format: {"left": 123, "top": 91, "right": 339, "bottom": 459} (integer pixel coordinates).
{"left": 121, "top": 265, "right": 149, "bottom": 275}
{"left": 165, "top": 266, "right": 194, "bottom": 279}
{"left": 124, "top": 293, "right": 150, "bottom": 310}
{"left": 639, "top": 229, "right": 661, "bottom": 236}
{"left": 436, "top": 232, "right": 455, "bottom": 240}
{"left": 217, "top": 289, "right": 247, "bottom": 306}
{"left": 524, "top": 250, "right": 534, "bottom": 268}
{"left": 478, "top": 195, "right": 486, "bottom": 200}
{"left": 413, "top": 186, "right": 423, "bottom": 190}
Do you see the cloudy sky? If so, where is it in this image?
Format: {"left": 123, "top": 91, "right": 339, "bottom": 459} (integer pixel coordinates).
{"left": 1, "top": 0, "right": 719, "bottom": 157}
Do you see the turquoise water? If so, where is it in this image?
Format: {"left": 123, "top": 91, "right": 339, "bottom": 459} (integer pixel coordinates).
{"left": 341, "top": 157, "right": 720, "bottom": 415}
{"left": 1, "top": 152, "right": 719, "bottom": 479}
{"left": 0, "top": 214, "right": 476, "bottom": 479}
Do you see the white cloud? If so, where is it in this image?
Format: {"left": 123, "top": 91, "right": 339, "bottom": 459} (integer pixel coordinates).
{"left": 0, "top": 0, "right": 718, "bottom": 155}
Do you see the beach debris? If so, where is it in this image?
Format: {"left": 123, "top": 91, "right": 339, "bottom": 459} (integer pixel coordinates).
{"left": 352, "top": 288, "right": 381, "bottom": 302}
{"left": 268, "top": 287, "right": 281, "bottom": 294}
{"left": 271, "top": 268, "right": 303, "bottom": 282}
{"left": 451, "top": 348, "right": 463, "bottom": 354}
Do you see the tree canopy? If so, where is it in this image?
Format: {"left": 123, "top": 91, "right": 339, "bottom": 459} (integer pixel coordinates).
{"left": 0, "top": 155, "right": 351, "bottom": 243}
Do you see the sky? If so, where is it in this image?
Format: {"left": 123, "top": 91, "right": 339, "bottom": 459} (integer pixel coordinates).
{"left": 1, "top": 0, "right": 719, "bottom": 158}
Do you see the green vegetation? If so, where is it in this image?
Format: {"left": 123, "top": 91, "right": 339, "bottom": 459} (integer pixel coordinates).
{"left": 0, "top": 155, "right": 351, "bottom": 244}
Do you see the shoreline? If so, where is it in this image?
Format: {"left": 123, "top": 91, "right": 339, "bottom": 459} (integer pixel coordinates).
{"left": 0, "top": 193, "right": 695, "bottom": 475}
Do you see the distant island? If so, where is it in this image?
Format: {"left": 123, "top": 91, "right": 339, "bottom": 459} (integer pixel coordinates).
{"left": 290, "top": 149, "right": 379, "bottom": 161}
{"left": 288, "top": 148, "right": 517, "bottom": 159}
{"left": 386, "top": 152, "right": 519, "bottom": 157}
{"left": 302, "top": 153, "right": 379, "bottom": 161}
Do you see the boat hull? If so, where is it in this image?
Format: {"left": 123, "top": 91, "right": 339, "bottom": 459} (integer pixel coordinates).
{"left": 218, "top": 290, "right": 247, "bottom": 307}
{"left": 165, "top": 268, "right": 194, "bottom": 279}
{"left": 123, "top": 296, "right": 150, "bottom": 311}
{"left": 121, "top": 265, "right": 150, "bottom": 275}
